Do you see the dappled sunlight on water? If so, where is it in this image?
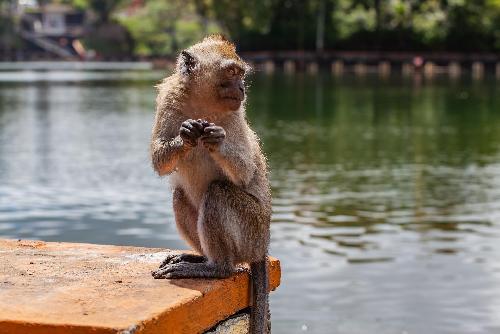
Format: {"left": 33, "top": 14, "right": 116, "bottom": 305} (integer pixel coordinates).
{"left": 1, "top": 73, "right": 500, "bottom": 333}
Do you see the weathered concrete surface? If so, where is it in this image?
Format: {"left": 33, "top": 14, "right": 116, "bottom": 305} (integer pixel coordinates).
{"left": 0, "top": 239, "right": 281, "bottom": 334}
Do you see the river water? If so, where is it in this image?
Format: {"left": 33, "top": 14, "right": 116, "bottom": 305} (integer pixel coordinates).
{"left": 1, "top": 71, "right": 500, "bottom": 333}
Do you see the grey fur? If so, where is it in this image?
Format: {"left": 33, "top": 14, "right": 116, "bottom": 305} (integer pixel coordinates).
{"left": 150, "top": 36, "right": 271, "bottom": 333}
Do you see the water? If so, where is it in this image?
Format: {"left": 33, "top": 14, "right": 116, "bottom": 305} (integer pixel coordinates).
{"left": 1, "top": 71, "right": 500, "bottom": 334}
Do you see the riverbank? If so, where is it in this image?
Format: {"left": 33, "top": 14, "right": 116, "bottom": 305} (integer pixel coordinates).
{"left": 241, "top": 51, "right": 500, "bottom": 77}
{"left": 1, "top": 53, "right": 499, "bottom": 78}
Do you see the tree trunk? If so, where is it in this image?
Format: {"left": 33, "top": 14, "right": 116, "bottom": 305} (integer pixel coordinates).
{"left": 316, "top": 0, "right": 325, "bottom": 53}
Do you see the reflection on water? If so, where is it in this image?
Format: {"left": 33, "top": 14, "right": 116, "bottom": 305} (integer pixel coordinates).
{"left": 1, "top": 72, "right": 500, "bottom": 333}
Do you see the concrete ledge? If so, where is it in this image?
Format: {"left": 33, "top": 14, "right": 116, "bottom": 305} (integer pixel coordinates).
{"left": 0, "top": 239, "right": 281, "bottom": 334}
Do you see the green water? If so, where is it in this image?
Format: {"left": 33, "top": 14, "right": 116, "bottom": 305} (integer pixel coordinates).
{"left": 1, "top": 72, "right": 500, "bottom": 333}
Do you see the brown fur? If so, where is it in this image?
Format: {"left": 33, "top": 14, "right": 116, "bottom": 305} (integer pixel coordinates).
{"left": 150, "top": 36, "right": 271, "bottom": 333}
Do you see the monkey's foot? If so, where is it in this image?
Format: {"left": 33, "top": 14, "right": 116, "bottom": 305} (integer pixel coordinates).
{"left": 152, "top": 262, "right": 234, "bottom": 279}
{"left": 159, "top": 253, "right": 207, "bottom": 268}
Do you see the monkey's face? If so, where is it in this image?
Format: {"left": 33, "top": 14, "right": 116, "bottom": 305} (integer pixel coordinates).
{"left": 177, "top": 35, "right": 250, "bottom": 114}
{"left": 216, "top": 59, "right": 246, "bottom": 111}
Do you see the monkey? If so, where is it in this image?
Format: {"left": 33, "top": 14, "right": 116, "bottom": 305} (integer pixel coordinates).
{"left": 149, "top": 34, "right": 272, "bottom": 334}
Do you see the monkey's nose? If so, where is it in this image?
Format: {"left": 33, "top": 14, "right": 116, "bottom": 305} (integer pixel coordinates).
{"left": 238, "top": 82, "right": 244, "bottom": 94}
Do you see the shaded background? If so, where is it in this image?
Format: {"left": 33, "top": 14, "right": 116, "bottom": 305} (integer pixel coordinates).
{"left": 2, "top": 0, "right": 500, "bottom": 59}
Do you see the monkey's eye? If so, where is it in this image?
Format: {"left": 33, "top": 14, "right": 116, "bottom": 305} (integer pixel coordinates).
{"left": 227, "top": 67, "right": 237, "bottom": 76}
{"left": 227, "top": 66, "right": 244, "bottom": 77}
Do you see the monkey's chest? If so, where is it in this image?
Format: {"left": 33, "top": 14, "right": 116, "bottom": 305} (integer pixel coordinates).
{"left": 171, "top": 148, "right": 223, "bottom": 208}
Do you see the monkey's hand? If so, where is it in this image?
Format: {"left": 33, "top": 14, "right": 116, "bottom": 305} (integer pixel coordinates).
{"left": 179, "top": 119, "right": 204, "bottom": 148}
{"left": 201, "top": 124, "right": 226, "bottom": 152}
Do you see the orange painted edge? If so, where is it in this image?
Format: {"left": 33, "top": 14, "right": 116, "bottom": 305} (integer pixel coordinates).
{"left": 137, "top": 259, "right": 281, "bottom": 334}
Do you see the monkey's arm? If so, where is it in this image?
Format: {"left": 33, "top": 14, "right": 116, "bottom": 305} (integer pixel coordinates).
{"left": 150, "top": 135, "right": 186, "bottom": 176}
{"left": 211, "top": 146, "right": 257, "bottom": 186}
{"left": 151, "top": 116, "right": 204, "bottom": 176}
{"left": 203, "top": 125, "right": 257, "bottom": 187}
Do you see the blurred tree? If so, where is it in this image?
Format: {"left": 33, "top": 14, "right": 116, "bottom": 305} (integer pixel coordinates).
{"left": 412, "top": 0, "right": 447, "bottom": 48}
{"left": 490, "top": 0, "right": 500, "bottom": 49}
{"left": 192, "top": 0, "right": 210, "bottom": 35}
{"left": 206, "top": 0, "right": 274, "bottom": 48}
{"left": 204, "top": 0, "right": 337, "bottom": 51}
{"left": 316, "top": 0, "right": 326, "bottom": 52}
{"left": 70, "top": 0, "right": 134, "bottom": 58}
{"left": 0, "top": 0, "right": 22, "bottom": 59}
{"left": 72, "top": 0, "right": 124, "bottom": 23}
{"left": 4, "top": 0, "right": 500, "bottom": 58}
{"left": 445, "top": 0, "right": 499, "bottom": 51}
{"left": 118, "top": 0, "right": 220, "bottom": 57}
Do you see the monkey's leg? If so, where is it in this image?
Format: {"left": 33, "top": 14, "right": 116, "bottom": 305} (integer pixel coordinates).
{"left": 158, "top": 187, "right": 206, "bottom": 268}
{"left": 202, "top": 180, "right": 269, "bottom": 261}
{"left": 200, "top": 180, "right": 271, "bottom": 334}
{"left": 154, "top": 180, "right": 251, "bottom": 279}
{"left": 156, "top": 181, "right": 269, "bottom": 280}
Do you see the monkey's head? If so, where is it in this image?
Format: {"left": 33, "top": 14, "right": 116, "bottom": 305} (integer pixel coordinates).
{"left": 176, "top": 34, "right": 250, "bottom": 115}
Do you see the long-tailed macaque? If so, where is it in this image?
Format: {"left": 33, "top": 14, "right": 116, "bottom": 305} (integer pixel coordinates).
{"left": 150, "top": 35, "right": 271, "bottom": 334}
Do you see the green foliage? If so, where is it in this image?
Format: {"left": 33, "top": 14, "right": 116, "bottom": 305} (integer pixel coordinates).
{"left": 40, "top": 0, "right": 500, "bottom": 53}
{"left": 4, "top": 0, "right": 500, "bottom": 57}
{"left": 413, "top": 1, "right": 447, "bottom": 46}
{"left": 117, "top": 0, "right": 219, "bottom": 56}
{"left": 71, "top": 0, "right": 124, "bottom": 22}
{"left": 0, "top": 1, "right": 23, "bottom": 52}
{"left": 82, "top": 22, "right": 133, "bottom": 58}
{"left": 333, "top": 1, "right": 376, "bottom": 40}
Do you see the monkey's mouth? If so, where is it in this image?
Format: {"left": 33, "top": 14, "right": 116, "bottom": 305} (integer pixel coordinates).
{"left": 218, "top": 81, "right": 245, "bottom": 110}
{"left": 221, "top": 95, "right": 243, "bottom": 102}
{"left": 220, "top": 96, "right": 243, "bottom": 110}
{"left": 219, "top": 91, "right": 244, "bottom": 108}
{"left": 218, "top": 82, "right": 245, "bottom": 102}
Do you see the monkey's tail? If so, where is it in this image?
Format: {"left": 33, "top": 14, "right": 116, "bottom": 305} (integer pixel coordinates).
{"left": 250, "top": 259, "right": 270, "bottom": 334}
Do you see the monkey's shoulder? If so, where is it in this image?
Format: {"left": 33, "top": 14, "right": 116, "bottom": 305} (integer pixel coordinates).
{"left": 156, "top": 74, "right": 184, "bottom": 95}
{"left": 155, "top": 77, "right": 188, "bottom": 117}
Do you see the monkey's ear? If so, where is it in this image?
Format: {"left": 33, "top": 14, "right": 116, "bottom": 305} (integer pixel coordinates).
{"left": 178, "top": 50, "right": 198, "bottom": 76}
